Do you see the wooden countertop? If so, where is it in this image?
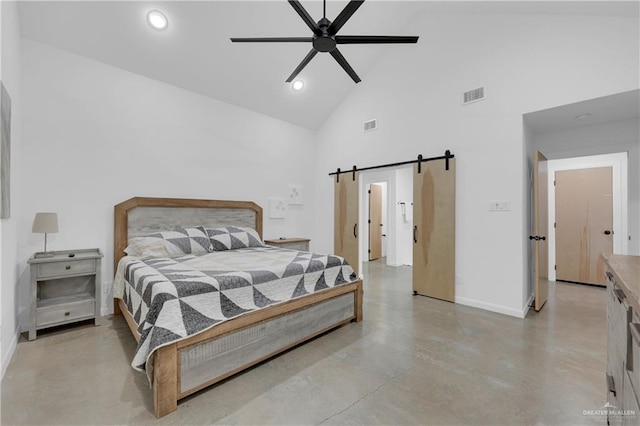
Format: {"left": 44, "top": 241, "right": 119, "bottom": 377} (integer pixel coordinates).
{"left": 604, "top": 254, "right": 640, "bottom": 313}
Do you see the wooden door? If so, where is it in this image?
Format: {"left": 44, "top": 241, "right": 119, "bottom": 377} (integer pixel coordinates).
{"left": 369, "top": 184, "right": 383, "bottom": 260}
{"left": 533, "top": 151, "right": 549, "bottom": 311}
{"left": 555, "top": 167, "right": 613, "bottom": 286}
{"left": 412, "top": 158, "right": 455, "bottom": 302}
{"left": 335, "top": 173, "right": 359, "bottom": 276}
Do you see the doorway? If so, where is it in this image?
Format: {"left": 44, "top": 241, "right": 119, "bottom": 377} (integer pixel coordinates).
{"left": 523, "top": 90, "right": 637, "bottom": 314}
{"left": 358, "top": 167, "right": 413, "bottom": 269}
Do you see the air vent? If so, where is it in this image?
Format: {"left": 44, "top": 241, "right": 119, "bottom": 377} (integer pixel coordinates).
{"left": 364, "top": 119, "right": 377, "bottom": 132}
{"left": 462, "top": 87, "right": 485, "bottom": 105}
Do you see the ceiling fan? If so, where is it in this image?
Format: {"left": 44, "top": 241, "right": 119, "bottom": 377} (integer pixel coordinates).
{"left": 230, "top": 0, "right": 419, "bottom": 83}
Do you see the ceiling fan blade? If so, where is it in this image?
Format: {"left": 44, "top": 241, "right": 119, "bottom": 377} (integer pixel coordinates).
{"left": 286, "top": 48, "right": 319, "bottom": 82}
{"left": 288, "top": 0, "right": 320, "bottom": 35}
{"left": 336, "top": 35, "right": 419, "bottom": 44}
{"left": 329, "top": 48, "right": 361, "bottom": 83}
{"left": 230, "top": 37, "right": 313, "bottom": 43}
{"left": 328, "top": 0, "right": 365, "bottom": 35}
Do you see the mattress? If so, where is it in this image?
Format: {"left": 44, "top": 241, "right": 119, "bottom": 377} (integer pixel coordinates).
{"left": 113, "top": 245, "right": 356, "bottom": 376}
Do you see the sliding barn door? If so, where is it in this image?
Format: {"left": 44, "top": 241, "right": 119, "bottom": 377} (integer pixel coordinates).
{"left": 335, "top": 173, "right": 360, "bottom": 276}
{"left": 412, "top": 158, "right": 455, "bottom": 302}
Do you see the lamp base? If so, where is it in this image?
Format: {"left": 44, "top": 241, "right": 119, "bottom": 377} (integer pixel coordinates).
{"left": 35, "top": 252, "right": 55, "bottom": 258}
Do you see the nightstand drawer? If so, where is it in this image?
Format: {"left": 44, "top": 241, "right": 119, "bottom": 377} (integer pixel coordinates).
{"left": 277, "top": 241, "right": 309, "bottom": 251}
{"left": 37, "top": 299, "right": 95, "bottom": 327}
{"left": 264, "top": 238, "right": 310, "bottom": 251}
{"left": 37, "top": 259, "right": 95, "bottom": 278}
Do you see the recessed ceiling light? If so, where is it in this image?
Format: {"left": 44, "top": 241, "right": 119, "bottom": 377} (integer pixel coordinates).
{"left": 292, "top": 80, "right": 304, "bottom": 91}
{"left": 147, "top": 10, "right": 168, "bottom": 31}
{"left": 574, "top": 113, "right": 592, "bottom": 121}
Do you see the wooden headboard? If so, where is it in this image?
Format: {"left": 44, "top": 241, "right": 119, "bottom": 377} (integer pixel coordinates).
{"left": 114, "top": 197, "right": 263, "bottom": 273}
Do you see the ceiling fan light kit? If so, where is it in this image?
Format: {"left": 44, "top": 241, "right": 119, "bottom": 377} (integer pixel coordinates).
{"left": 230, "top": 0, "right": 419, "bottom": 84}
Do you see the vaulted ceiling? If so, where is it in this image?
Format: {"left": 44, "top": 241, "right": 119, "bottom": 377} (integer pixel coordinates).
{"left": 18, "top": 1, "right": 639, "bottom": 129}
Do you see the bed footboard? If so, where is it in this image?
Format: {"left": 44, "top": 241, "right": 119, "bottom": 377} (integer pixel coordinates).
{"left": 126, "top": 279, "right": 363, "bottom": 418}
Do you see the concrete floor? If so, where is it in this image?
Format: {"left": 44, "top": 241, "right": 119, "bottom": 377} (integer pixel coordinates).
{"left": 2, "top": 260, "right": 607, "bottom": 425}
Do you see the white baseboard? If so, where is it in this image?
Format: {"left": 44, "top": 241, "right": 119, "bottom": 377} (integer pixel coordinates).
{"left": 1, "top": 326, "right": 20, "bottom": 379}
{"left": 521, "top": 293, "right": 535, "bottom": 318}
{"left": 455, "top": 296, "right": 528, "bottom": 318}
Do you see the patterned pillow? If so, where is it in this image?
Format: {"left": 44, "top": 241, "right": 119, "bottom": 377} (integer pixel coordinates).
{"left": 125, "top": 226, "right": 212, "bottom": 258}
{"left": 204, "top": 226, "right": 264, "bottom": 251}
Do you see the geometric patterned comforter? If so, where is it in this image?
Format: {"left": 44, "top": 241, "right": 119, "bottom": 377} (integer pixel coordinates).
{"left": 113, "top": 246, "right": 356, "bottom": 380}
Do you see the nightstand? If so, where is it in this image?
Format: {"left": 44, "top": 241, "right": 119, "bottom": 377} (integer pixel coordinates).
{"left": 27, "top": 248, "right": 103, "bottom": 340}
{"left": 264, "top": 238, "right": 310, "bottom": 251}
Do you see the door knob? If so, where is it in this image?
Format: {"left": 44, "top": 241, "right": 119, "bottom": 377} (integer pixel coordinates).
{"left": 604, "top": 230, "right": 612, "bottom": 235}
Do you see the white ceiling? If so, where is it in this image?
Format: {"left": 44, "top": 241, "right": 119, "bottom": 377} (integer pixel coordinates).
{"left": 525, "top": 89, "right": 640, "bottom": 134}
{"left": 18, "top": 1, "right": 640, "bottom": 129}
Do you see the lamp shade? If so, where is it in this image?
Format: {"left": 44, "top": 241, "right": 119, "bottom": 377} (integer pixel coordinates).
{"left": 32, "top": 213, "right": 59, "bottom": 234}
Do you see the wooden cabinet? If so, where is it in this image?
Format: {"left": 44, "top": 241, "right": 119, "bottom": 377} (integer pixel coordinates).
{"left": 604, "top": 256, "right": 640, "bottom": 425}
{"left": 626, "top": 310, "right": 640, "bottom": 425}
{"left": 28, "top": 249, "right": 103, "bottom": 340}
{"left": 264, "top": 238, "right": 310, "bottom": 251}
{"left": 606, "top": 271, "right": 628, "bottom": 421}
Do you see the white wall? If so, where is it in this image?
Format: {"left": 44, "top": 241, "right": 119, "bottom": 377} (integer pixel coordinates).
{"left": 18, "top": 40, "right": 317, "bottom": 330}
{"left": 1, "top": 0, "right": 22, "bottom": 378}
{"left": 314, "top": 13, "right": 639, "bottom": 317}
{"left": 533, "top": 119, "right": 639, "bottom": 255}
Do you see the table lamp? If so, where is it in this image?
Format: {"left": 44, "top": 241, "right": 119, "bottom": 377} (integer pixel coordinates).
{"left": 32, "top": 212, "right": 58, "bottom": 258}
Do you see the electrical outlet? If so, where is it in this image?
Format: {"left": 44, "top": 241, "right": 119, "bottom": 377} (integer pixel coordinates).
{"left": 456, "top": 274, "right": 463, "bottom": 286}
{"left": 489, "top": 200, "right": 510, "bottom": 211}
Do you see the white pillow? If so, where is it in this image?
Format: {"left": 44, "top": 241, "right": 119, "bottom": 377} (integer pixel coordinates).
{"left": 125, "top": 226, "right": 212, "bottom": 258}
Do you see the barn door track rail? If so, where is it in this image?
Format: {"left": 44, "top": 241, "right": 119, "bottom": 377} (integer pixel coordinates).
{"left": 330, "top": 150, "right": 455, "bottom": 182}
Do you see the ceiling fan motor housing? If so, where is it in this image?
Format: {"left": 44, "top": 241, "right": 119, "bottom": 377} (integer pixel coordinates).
{"left": 313, "top": 17, "right": 336, "bottom": 52}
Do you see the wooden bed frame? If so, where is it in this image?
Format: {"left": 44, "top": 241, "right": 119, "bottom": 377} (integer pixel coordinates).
{"left": 113, "top": 197, "right": 363, "bottom": 418}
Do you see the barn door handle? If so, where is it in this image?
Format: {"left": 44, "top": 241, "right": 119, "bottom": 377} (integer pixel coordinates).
{"left": 413, "top": 226, "right": 418, "bottom": 243}
{"left": 353, "top": 223, "right": 358, "bottom": 238}
{"left": 604, "top": 230, "right": 613, "bottom": 235}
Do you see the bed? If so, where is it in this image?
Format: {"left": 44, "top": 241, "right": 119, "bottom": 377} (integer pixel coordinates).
{"left": 113, "top": 197, "right": 363, "bottom": 418}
